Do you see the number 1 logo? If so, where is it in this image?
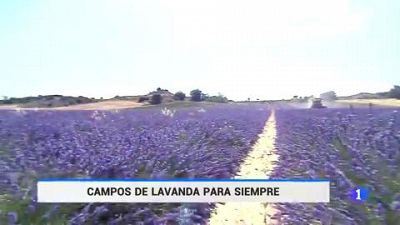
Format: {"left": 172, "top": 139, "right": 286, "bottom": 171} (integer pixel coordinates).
{"left": 355, "top": 188, "right": 361, "bottom": 200}
{"left": 350, "top": 187, "right": 368, "bottom": 202}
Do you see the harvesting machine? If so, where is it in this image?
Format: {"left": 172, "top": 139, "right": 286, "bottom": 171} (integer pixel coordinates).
{"left": 309, "top": 98, "right": 327, "bottom": 109}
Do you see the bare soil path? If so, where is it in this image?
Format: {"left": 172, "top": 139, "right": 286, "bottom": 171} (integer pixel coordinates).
{"left": 208, "top": 111, "right": 280, "bottom": 225}
{"left": 335, "top": 99, "right": 400, "bottom": 107}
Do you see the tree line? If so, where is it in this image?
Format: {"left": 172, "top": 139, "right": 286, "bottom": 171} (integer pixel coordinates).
{"left": 146, "top": 88, "right": 229, "bottom": 105}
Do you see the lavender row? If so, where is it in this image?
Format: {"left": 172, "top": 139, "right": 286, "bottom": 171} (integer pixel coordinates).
{"left": 271, "top": 108, "right": 400, "bottom": 225}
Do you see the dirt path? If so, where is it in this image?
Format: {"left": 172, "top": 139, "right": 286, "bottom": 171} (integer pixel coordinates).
{"left": 208, "top": 111, "right": 280, "bottom": 225}
{"left": 335, "top": 99, "right": 400, "bottom": 107}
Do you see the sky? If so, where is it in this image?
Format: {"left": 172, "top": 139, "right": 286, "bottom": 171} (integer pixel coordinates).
{"left": 0, "top": 0, "right": 399, "bottom": 100}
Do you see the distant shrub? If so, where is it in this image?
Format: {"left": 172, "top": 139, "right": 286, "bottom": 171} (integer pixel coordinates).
{"left": 76, "top": 96, "right": 92, "bottom": 104}
{"left": 190, "top": 89, "right": 203, "bottom": 102}
{"left": 138, "top": 96, "right": 149, "bottom": 103}
{"left": 150, "top": 94, "right": 162, "bottom": 105}
{"left": 205, "top": 94, "right": 228, "bottom": 103}
{"left": 173, "top": 91, "right": 186, "bottom": 101}
{"left": 66, "top": 98, "right": 77, "bottom": 105}
{"left": 388, "top": 85, "right": 400, "bottom": 99}
{"left": 156, "top": 87, "right": 169, "bottom": 92}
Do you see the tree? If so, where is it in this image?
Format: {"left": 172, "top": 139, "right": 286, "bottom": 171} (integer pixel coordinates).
{"left": 190, "top": 89, "right": 203, "bottom": 101}
{"left": 204, "top": 93, "right": 228, "bottom": 103}
{"left": 388, "top": 85, "right": 400, "bottom": 99}
{"left": 138, "top": 96, "right": 149, "bottom": 103}
{"left": 320, "top": 91, "right": 337, "bottom": 101}
{"left": 205, "top": 93, "right": 228, "bottom": 103}
{"left": 173, "top": 91, "right": 186, "bottom": 101}
{"left": 150, "top": 94, "right": 162, "bottom": 104}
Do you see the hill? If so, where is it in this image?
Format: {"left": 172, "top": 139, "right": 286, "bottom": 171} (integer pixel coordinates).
{"left": 338, "top": 92, "right": 387, "bottom": 100}
{"left": 0, "top": 95, "right": 97, "bottom": 108}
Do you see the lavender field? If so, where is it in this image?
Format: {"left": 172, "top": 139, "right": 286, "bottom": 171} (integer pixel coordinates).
{"left": 0, "top": 104, "right": 270, "bottom": 224}
{"left": 0, "top": 104, "right": 399, "bottom": 224}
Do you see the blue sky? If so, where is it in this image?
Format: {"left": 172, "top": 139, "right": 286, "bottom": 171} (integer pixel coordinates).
{"left": 0, "top": 0, "right": 399, "bottom": 100}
